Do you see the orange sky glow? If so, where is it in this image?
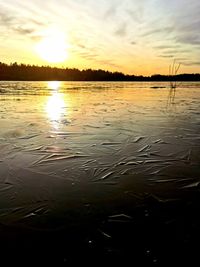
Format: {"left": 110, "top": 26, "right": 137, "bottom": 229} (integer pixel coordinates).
{"left": 0, "top": 0, "right": 200, "bottom": 75}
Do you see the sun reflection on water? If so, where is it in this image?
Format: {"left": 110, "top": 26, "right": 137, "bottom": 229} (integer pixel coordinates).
{"left": 45, "top": 81, "right": 66, "bottom": 128}
{"left": 47, "top": 81, "right": 61, "bottom": 91}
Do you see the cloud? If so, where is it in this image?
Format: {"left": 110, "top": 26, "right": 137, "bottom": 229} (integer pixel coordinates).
{"left": 0, "top": 12, "right": 14, "bottom": 25}
{"left": 0, "top": 7, "right": 46, "bottom": 38}
{"left": 176, "top": 34, "right": 200, "bottom": 45}
{"left": 126, "top": 8, "right": 144, "bottom": 24}
{"left": 141, "top": 26, "right": 174, "bottom": 37}
{"left": 71, "top": 40, "right": 120, "bottom": 68}
{"left": 154, "top": 44, "right": 180, "bottom": 49}
{"left": 174, "top": 18, "right": 200, "bottom": 46}
{"left": 30, "top": 19, "right": 46, "bottom": 26}
{"left": 70, "top": 42, "right": 98, "bottom": 61}
{"left": 159, "top": 55, "right": 174, "bottom": 58}
{"left": 114, "top": 22, "right": 127, "bottom": 37}
{"left": 156, "top": 44, "right": 192, "bottom": 61}
{"left": 77, "top": 51, "right": 98, "bottom": 60}
{"left": 162, "top": 49, "right": 190, "bottom": 55}
{"left": 130, "top": 41, "right": 136, "bottom": 45}
{"left": 95, "top": 59, "right": 121, "bottom": 69}
{"left": 78, "top": 50, "right": 120, "bottom": 68}
{"left": 160, "top": 1, "right": 200, "bottom": 47}
{"left": 76, "top": 43, "right": 86, "bottom": 49}
{"left": 14, "top": 26, "right": 35, "bottom": 35}
{"left": 182, "top": 61, "right": 200, "bottom": 66}
{"left": 175, "top": 57, "right": 189, "bottom": 61}
{"left": 104, "top": 5, "right": 117, "bottom": 19}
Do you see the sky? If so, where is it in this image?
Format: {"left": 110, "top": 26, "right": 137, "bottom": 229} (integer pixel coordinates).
{"left": 0, "top": 0, "right": 200, "bottom": 75}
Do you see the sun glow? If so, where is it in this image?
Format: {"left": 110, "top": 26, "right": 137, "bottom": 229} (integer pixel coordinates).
{"left": 35, "top": 28, "right": 68, "bottom": 63}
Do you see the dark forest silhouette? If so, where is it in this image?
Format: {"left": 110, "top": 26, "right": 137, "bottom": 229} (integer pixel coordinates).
{"left": 0, "top": 62, "right": 200, "bottom": 81}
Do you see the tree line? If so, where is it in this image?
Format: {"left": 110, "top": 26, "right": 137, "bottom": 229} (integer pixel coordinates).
{"left": 0, "top": 62, "right": 200, "bottom": 81}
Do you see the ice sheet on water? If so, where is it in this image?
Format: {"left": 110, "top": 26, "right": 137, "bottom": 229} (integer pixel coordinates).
{"left": 0, "top": 81, "right": 200, "bottom": 231}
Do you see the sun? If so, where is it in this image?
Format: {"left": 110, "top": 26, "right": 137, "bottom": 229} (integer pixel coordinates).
{"left": 35, "top": 27, "right": 68, "bottom": 63}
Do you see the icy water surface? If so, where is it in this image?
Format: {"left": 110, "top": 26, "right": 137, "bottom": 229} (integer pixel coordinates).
{"left": 0, "top": 81, "right": 200, "bottom": 265}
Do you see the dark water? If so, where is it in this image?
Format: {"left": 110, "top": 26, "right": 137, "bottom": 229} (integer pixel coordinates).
{"left": 0, "top": 81, "right": 200, "bottom": 265}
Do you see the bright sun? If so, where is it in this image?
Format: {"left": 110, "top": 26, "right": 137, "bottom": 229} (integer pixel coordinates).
{"left": 35, "top": 28, "right": 68, "bottom": 63}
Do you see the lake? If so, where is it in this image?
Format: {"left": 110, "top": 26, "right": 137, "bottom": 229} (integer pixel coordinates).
{"left": 0, "top": 81, "right": 200, "bottom": 265}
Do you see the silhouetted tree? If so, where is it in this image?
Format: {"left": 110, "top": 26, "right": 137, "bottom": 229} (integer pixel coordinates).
{"left": 0, "top": 62, "right": 200, "bottom": 81}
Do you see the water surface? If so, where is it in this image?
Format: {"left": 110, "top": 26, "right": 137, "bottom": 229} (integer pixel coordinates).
{"left": 0, "top": 81, "right": 200, "bottom": 265}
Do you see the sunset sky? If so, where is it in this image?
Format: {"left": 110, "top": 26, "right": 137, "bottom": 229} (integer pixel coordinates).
{"left": 0, "top": 0, "right": 200, "bottom": 75}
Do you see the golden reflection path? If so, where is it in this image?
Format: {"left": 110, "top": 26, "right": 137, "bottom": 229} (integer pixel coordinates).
{"left": 45, "top": 81, "right": 66, "bottom": 128}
